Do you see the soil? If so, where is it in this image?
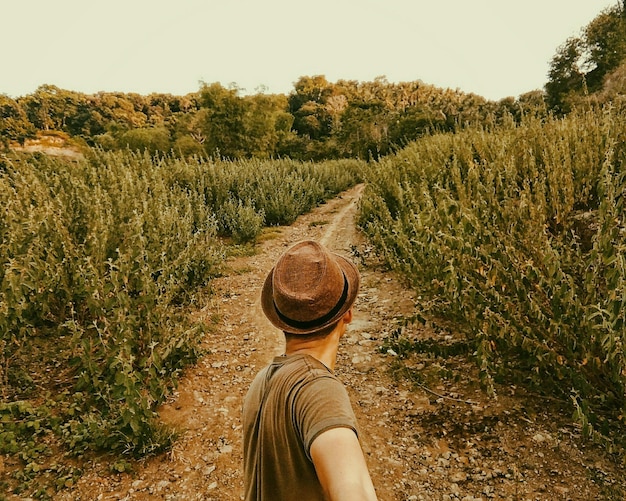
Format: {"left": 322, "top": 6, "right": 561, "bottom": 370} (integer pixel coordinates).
{"left": 14, "top": 184, "right": 626, "bottom": 500}
{"left": 10, "top": 137, "right": 84, "bottom": 160}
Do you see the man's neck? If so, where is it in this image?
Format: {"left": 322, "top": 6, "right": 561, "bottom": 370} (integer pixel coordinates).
{"left": 285, "top": 343, "right": 339, "bottom": 371}
{"left": 284, "top": 328, "right": 342, "bottom": 371}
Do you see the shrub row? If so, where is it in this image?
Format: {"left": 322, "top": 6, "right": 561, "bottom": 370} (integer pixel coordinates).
{"left": 0, "top": 149, "right": 362, "bottom": 495}
{"left": 358, "top": 110, "right": 626, "bottom": 448}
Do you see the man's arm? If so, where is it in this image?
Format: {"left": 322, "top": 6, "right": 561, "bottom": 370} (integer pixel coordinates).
{"left": 310, "top": 427, "right": 378, "bottom": 501}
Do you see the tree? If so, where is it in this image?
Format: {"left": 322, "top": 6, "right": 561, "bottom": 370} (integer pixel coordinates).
{"left": 197, "top": 82, "right": 248, "bottom": 158}
{"left": 515, "top": 90, "right": 548, "bottom": 120}
{"left": 289, "top": 76, "right": 334, "bottom": 140}
{"left": 545, "top": 37, "right": 586, "bottom": 113}
{"left": 389, "top": 105, "right": 445, "bottom": 148}
{"left": 194, "top": 83, "right": 289, "bottom": 159}
{"left": 91, "top": 92, "right": 148, "bottom": 130}
{"left": 244, "top": 93, "right": 291, "bottom": 158}
{"left": 0, "top": 94, "right": 35, "bottom": 148}
{"left": 289, "top": 75, "right": 333, "bottom": 112}
{"left": 19, "top": 84, "right": 65, "bottom": 131}
{"left": 65, "top": 98, "right": 107, "bottom": 138}
{"left": 583, "top": 4, "right": 626, "bottom": 91}
{"left": 172, "top": 134, "right": 205, "bottom": 158}
{"left": 118, "top": 126, "right": 171, "bottom": 154}
{"left": 545, "top": 3, "right": 626, "bottom": 112}
{"left": 336, "top": 102, "right": 392, "bottom": 159}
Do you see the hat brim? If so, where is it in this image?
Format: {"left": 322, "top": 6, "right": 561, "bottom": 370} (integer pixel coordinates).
{"left": 260, "top": 253, "right": 360, "bottom": 335}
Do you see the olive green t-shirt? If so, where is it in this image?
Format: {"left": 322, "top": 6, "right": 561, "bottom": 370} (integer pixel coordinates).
{"left": 243, "top": 354, "right": 359, "bottom": 501}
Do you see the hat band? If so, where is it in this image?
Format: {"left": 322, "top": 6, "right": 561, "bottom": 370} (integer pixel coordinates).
{"left": 274, "top": 273, "right": 349, "bottom": 331}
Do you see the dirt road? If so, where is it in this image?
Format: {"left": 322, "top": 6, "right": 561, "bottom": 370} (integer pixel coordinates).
{"left": 57, "top": 184, "right": 625, "bottom": 501}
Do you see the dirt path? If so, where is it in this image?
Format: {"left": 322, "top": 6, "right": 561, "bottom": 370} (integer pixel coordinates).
{"left": 57, "top": 184, "right": 625, "bottom": 501}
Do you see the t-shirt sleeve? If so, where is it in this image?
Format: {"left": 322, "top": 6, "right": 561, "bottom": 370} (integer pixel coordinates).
{"left": 294, "top": 375, "right": 359, "bottom": 461}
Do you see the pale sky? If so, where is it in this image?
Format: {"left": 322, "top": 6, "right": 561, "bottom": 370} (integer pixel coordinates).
{"left": 2, "top": 1, "right": 620, "bottom": 101}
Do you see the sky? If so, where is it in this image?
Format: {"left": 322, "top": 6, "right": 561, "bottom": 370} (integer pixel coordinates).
{"left": 2, "top": 1, "right": 620, "bottom": 101}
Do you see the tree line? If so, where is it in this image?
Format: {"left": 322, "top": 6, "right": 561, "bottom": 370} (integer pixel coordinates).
{"left": 1, "top": 2, "right": 625, "bottom": 160}
{"left": 0, "top": 78, "right": 545, "bottom": 161}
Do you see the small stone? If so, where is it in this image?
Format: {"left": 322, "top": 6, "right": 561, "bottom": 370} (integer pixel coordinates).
{"left": 219, "top": 444, "right": 233, "bottom": 454}
{"left": 532, "top": 432, "right": 550, "bottom": 444}
{"left": 156, "top": 480, "right": 170, "bottom": 491}
{"left": 450, "top": 472, "right": 467, "bottom": 483}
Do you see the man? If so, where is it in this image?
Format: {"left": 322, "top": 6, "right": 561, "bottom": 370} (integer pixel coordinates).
{"left": 243, "top": 240, "right": 378, "bottom": 501}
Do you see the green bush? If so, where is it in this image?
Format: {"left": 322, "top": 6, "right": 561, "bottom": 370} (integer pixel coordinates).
{"left": 359, "top": 110, "right": 626, "bottom": 448}
{"left": 118, "top": 126, "right": 171, "bottom": 154}
{"left": 0, "top": 150, "right": 222, "bottom": 460}
{"left": 217, "top": 197, "right": 265, "bottom": 243}
{"left": 165, "top": 155, "right": 363, "bottom": 233}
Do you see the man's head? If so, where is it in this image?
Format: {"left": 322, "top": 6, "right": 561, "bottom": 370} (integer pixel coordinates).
{"left": 261, "top": 240, "right": 360, "bottom": 335}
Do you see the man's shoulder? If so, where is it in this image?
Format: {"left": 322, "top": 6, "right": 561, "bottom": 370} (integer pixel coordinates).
{"left": 274, "top": 354, "right": 335, "bottom": 380}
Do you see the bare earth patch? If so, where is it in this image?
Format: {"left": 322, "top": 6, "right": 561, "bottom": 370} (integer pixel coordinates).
{"left": 31, "top": 184, "right": 625, "bottom": 500}
{"left": 10, "top": 136, "right": 84, "bottom": 159}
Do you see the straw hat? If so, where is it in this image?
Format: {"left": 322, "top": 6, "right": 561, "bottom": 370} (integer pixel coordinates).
{"left": 261, "top": 240, "right": 360, "bottom": 334}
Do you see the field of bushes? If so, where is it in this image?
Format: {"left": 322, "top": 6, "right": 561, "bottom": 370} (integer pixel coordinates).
{"left": 358, "top": 109, "right": 626, "bottom": 450}
{"left": 2, "top": 104, "right": 626, "bottom": 497}
{"left": 0, "top": 149, "right": 362, "bottom": 495}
